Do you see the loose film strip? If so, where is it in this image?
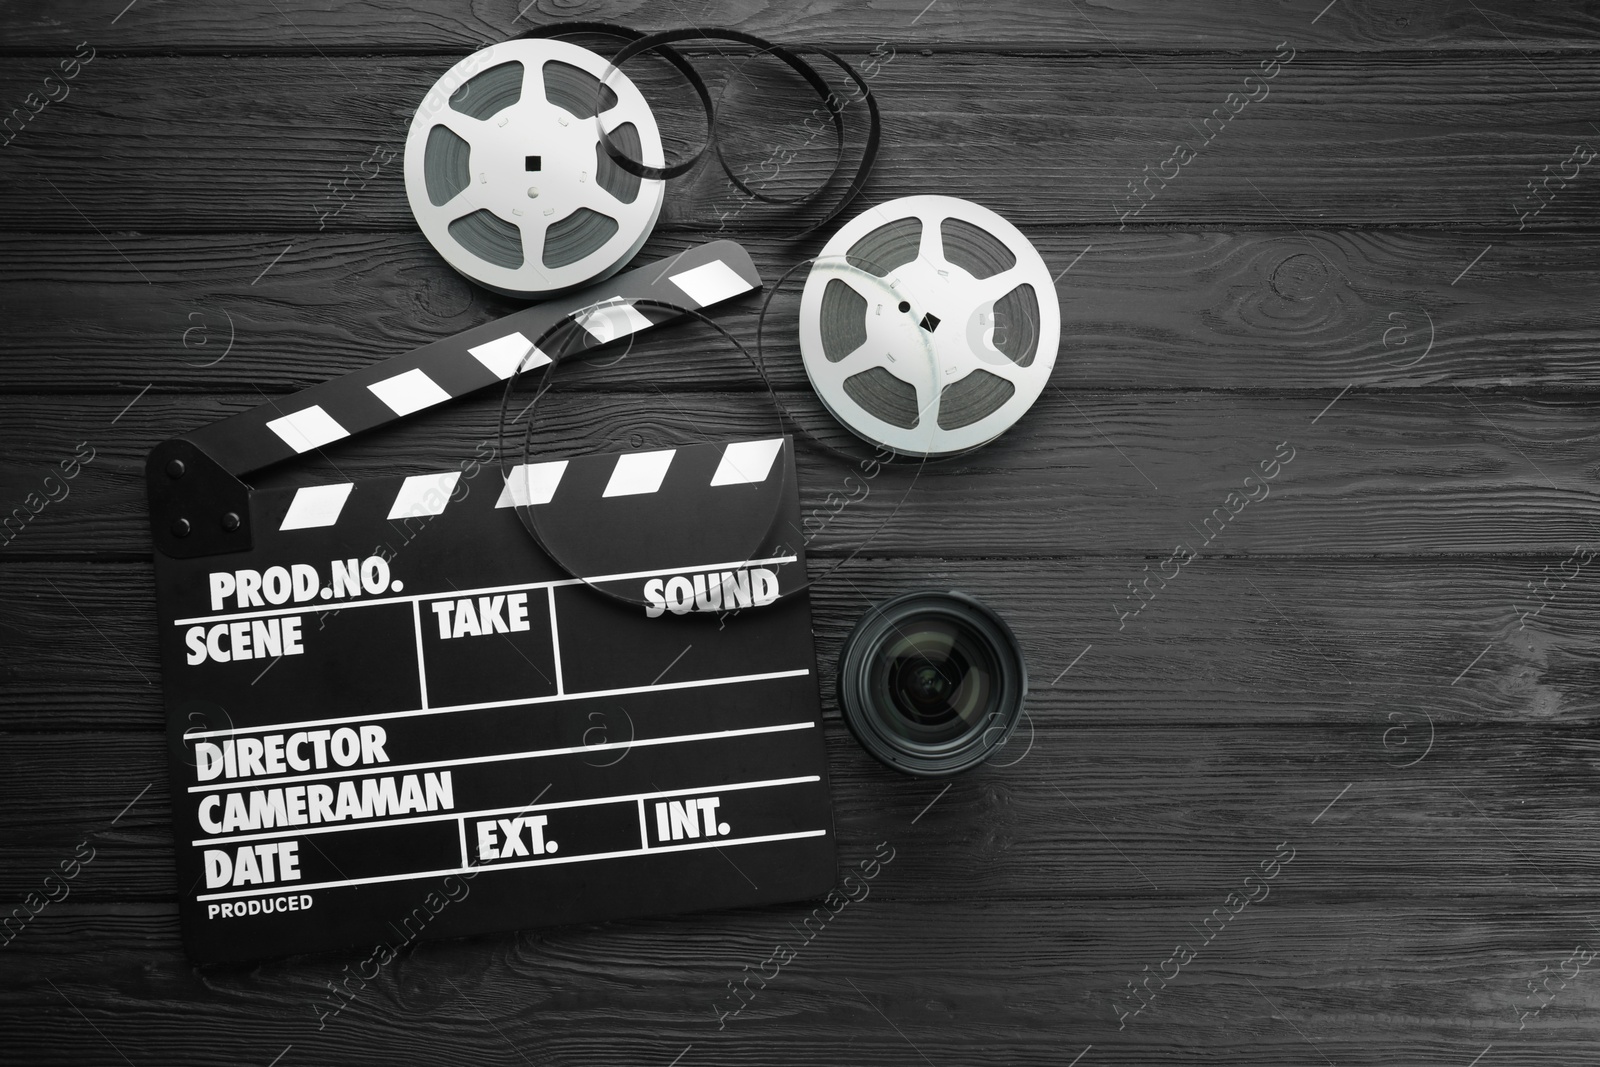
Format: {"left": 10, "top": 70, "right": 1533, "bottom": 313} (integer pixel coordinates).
{"left": 401, "top": 22, "right": 884, "bottom": 298}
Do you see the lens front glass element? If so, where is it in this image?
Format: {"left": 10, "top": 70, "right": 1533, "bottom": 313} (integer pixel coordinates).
{"left": 870, "top": 617, "right": 996, "bottom": 746}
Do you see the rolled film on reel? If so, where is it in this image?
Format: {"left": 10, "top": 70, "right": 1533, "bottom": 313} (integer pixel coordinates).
{"left": 797, "top": 195, "right": 1061, "bottom": 457}
{"left": 403, "top": 38, "right": 667, "bottom": 298}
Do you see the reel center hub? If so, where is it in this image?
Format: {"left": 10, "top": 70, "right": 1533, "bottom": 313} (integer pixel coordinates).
{"left": 476, "top": 99, "right": 598, "bottom": 221}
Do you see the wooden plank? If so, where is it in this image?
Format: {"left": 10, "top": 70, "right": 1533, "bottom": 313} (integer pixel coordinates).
{"left": 2, "top": 0, "right": 1598, "bottom": 52}
{"left": 3, "top": 723, "right": 1598, "bottom": 906}
{"left": 2, "top": 557, "right": 1594, "bottom": 732}
{"left": 3, "top": 54, "right": 1600, "bottom": 231}
{"left": 4, "top": 228, "right": 1598, "bottom": 395}
{"left": 5, "top": 1, "right": 1594, "bottom": 1063}
{"left": 0, "top": 898, "right": 1595, "bottom": 1065}
{"left": 3, "top": 390, "right": 1600, "bottom": 557}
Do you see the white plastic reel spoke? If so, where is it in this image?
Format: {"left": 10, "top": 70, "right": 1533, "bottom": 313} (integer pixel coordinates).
{"left": 404, "top": 38, "right": 665, "bottom": 298}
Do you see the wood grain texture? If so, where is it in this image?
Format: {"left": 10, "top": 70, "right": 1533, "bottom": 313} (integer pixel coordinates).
{"left": 2, "top": 0, "right": 1599, "bottom": 52}
{"left": 4, "top": 1, "right": 1600, "bottom": 1063}
{"left": 2, "top": 557, "right": 1594, "bottom": 733}
{"left": 4, "top": 390, "right": 1600, "bottom": 557}
{"left": 3, "top": 53, "right": 1600, "bottom": 231}
{"left": 3, "top": 229, "right": 1598, "bottom": 395}
{"left": 4, "top": 722, "right": 1597, "bottom": 904}
{"left": 5, "top": 898, "right": 1596, "bottom": 1066}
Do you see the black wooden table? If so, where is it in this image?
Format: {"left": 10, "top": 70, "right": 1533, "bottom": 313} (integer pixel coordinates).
{"left": 4, "top": 2, "right": 1600, "bottom": 1064}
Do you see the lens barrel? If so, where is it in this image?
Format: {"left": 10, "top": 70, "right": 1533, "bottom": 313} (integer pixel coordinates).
{"left": 837, "top": 591, "right": 1027, "bottom": 777}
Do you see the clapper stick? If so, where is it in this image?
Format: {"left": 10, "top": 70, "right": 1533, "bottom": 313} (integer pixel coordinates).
{"left": 145, "top": 240, "right": 761, "bottom": 560}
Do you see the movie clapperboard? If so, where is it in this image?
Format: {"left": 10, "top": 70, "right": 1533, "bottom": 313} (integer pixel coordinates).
{"left": 146, "top": 241, "right": 837, "bottom": 963}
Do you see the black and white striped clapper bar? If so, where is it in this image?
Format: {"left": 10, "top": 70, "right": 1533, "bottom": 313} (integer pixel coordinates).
{"left": 145, "top": 241, "right": 836, "bottom": 964}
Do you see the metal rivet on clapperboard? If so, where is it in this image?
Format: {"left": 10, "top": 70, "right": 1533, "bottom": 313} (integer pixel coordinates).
{"left": 165, "top": 459, "right": 186, "bottom": 479}
{"left": 220, "top": 512, "right": 241, "bottom": 533}
{"left": 170, "top": 518, "right": 191, "bottom": 537}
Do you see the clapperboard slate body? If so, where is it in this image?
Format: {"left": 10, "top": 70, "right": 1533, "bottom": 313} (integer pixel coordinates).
{"left": 146, "top": 242, "right": 837, "bottom": 963}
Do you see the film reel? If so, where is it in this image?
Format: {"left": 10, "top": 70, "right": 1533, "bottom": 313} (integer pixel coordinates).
{"left": 403, "top": 38, "right": 666, "bottom": 298}
{"left": 797, "top": 195, "right": 1060, "bottom": 457}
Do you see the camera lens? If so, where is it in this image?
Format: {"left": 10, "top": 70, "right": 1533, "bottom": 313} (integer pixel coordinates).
{"left": 838, "top": 591, "right": 1027, "bottom": 777}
